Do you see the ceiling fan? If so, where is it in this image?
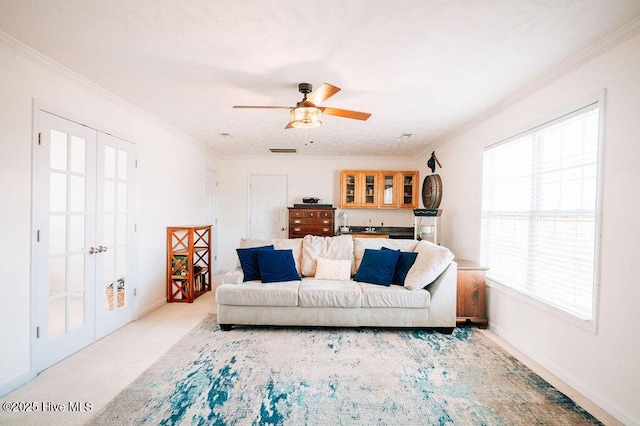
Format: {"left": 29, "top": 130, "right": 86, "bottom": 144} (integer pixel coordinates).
{"left": 233, "top": 83, "right": 371, "bottom": 129}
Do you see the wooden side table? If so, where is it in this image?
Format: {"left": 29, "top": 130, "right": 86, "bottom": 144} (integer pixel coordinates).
{"left": 456, "top": 260, "right": 489, "bottom": 328}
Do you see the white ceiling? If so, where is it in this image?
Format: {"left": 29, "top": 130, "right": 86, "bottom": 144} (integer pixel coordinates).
{"left": 2, "top": 1, "right": 640, "bottom": 157}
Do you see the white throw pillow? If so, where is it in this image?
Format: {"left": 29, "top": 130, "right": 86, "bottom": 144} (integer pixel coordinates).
{"left": 314, "top": 257, "right": 352, "bottom": 281}
{"left": 300, "top": 235, "right": 354, "bottom": 277}
{"left": 404, "top": 240, "right": 454, "bottom": 291}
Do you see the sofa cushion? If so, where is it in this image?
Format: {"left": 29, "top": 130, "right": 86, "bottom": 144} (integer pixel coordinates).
{"left": 256, "top": 249, "right": 301, "bottom": 283}
{"left": 298, "top": 279, "right": 362, "bottom": 308}
{"left": 404, "top": 240, "right": 455, "bottom": 291}
{"left": 353, "top": 248, "right": 400, "bottom": 287}
{"left": 236, "top": 245, "right": 274, "bottom": 281}
{"left": 239, "top": 238, "right": 277, "bottom": 248}
{"left": 359, "top": 282, "right": 431, "bottom": 308}
{"left": 215, "top": 281, "right": 300, "bottom": 307}
{"left": 301, "top": 235, "right": 354, "bottom": 277}
{"left": 353, "top": 238, "right": 419, "bottom": 274}
{"left": 381, "top": 247, "right": 418, "bottom": 285}
{"left": 315, "top": 257, "right": 352, "bottom": 281}
{"left": 239, "top": 238, "right": 303, "bottom": 276}
{"left": 274, "top": 238, "right": 304, "bottom": 276}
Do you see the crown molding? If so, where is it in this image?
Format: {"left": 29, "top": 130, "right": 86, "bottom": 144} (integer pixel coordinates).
{"left": 0, "top": 30, "right": 206, "bottom": 149}
{"left": 419, "top": 14, "right": 640, "bottom": 157}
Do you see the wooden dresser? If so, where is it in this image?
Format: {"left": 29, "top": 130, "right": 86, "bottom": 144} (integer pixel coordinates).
{"left": 288, "top": 206, "right": 335, "bottom": 238}
{"left": 456, "top": 260, "right": 489, "bottom": 328}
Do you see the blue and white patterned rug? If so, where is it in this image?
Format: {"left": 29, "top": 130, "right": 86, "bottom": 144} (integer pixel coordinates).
{"left": 89, "top": 315, "right": 600, "bottom": 425}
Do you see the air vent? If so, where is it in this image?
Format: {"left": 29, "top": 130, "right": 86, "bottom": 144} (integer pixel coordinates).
{"left": 269, "top": 148, "right": 297, "bottom": 153}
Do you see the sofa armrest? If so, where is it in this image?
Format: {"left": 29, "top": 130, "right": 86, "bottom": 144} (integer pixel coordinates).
{"left": 426, "top": 261, "right": 457, "bottom": 327}
{"left": 223, "top": 269, "right": 244, "bottom": 285}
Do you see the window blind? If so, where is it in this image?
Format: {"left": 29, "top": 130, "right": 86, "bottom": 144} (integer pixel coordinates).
{"left": 480, "top": 104, "right": 600, "bottom": 320}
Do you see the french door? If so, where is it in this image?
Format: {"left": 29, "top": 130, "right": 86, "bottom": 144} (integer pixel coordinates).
{"left": 32, "top": 111, "right": 136, "bottom": 372}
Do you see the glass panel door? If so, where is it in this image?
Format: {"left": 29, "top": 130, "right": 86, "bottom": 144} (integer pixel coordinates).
{"left": 399, "top": 171, "right": 418, "bottom": 208}
{"left": 360, "top": 172, "right": 378, "bottom": 207}
{"left": 33, "top": 110, "right": 137, "bottom": 372}
{"left": 95, "top": 132, "right": 136, "bottom": 339}
{"left": 379, "top": 172, "right": 397, "bottom": 208}
{"left": 33, "top": 112, "right": 97, "bottom": 372}
{"left": 341, "top": 171, "right": 359, "bottom": 207}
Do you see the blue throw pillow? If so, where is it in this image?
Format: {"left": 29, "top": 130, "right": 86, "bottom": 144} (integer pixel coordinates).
{"left": 382, "top": 247, "right": 418, "bottom": 285}
{"left": 236, "top": 245, "right": 274, "bottom": 281}
{"left": 256, "top": 249, "right": 301, "bottom": 283}
{"left": 354, "top": 248, "right": 400, "bottom": 287}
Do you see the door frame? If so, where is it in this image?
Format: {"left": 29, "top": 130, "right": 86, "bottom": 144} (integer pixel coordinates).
{"left": 205, "top": 169, "right": 218, "bottom": 273}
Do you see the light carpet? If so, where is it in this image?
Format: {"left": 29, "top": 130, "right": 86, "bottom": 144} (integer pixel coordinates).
{"left": 89, "top": 315, "right": 600, "bottom": 425}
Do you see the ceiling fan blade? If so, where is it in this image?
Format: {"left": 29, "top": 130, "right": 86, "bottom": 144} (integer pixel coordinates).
{"left": 232, "top": 106, "right": 291, "bottom": 109}
{"left": 284, "top": 121, "right": 294, "bottom": 129}
{"left": 320, "top": 107, "right": 371, "bottom": 121}
{"left": 303, "top": 83, "right": 340, "bottom": 106}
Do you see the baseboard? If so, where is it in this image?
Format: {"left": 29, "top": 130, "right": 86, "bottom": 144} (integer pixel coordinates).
{"left": 488, "top": 323, "right": 634, "bottom": 425}
{"left": 0, "top": 371, "right": 36, "bottom": 398}
{"left": 137, "top": 297, "right": 166, "bottom": 318}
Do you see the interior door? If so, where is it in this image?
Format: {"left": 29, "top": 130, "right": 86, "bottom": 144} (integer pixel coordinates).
{"left": 32, "top": 112, "right": 97, "bottom": 372}
{"left": 95, "top": 132, "right": 136, "bottom": 339}
{"left": 248, "top": 175, "right": 287, "bottom": 238}
{"left": 32, "top": 111, "right": 137, "bottom": 372}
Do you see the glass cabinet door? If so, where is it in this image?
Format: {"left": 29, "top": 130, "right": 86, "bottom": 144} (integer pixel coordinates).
{"left": 379, "top": 172, "right": 397, "bottom": 208}
{"left": 399, "top": 171, "right": 419, "bottom": 208}
{"left": 360, "top": 172, "right": 378, "bottom": 207}
{"left": 341, "top": 171, "right": 359, "bottom": 207}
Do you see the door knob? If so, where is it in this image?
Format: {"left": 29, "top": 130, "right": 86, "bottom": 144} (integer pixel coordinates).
{"left": 89, "top": 245, "right": 108, "bottom": 254}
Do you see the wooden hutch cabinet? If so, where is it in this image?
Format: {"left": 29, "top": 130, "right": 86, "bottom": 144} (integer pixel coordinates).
{"left": 340, "top": 170, "right": 418, "bottom": 209}
{"left": 288, "top": 206, "right": 335, "bottom": 238}
{"left": 166, "top": 225, "right": 212, "bottom": 303}
{"left": 398, "top": 171, "right": 419, "bottom": 208}
{"left": 340, "top": 171, "right": 379, "bottom": 208}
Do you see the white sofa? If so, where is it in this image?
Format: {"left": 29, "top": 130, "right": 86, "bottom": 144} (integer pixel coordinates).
{"left": 215, "top": 235, "right": 457, "bottom": 333}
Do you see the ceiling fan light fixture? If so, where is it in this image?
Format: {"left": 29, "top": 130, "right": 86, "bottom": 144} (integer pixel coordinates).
{"left": 290, "top": 107, "right": 322, "bottom": 128}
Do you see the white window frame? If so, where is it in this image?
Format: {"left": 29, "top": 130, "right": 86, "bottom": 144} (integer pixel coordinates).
{"left": 480, "top": 91, "right": 605, "bottom": 333}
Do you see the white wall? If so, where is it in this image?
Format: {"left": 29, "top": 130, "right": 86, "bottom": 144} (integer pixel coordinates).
{"left": 431, "top": 32, "right": 640, "bottom": 424}
{"left": 214, "top": 155, "right": 421, "bottom": 270}
{"left": 0, "top": 36, "right": 210, "bottom": 394}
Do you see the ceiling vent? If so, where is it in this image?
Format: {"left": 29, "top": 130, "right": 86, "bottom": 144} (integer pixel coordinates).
{"left": 269, "top": 148, "right": 297, "bottom": 153}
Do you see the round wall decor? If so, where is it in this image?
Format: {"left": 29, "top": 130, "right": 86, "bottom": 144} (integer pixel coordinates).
{"left": 422, "top": 174, "right": 442, "bottom": 209}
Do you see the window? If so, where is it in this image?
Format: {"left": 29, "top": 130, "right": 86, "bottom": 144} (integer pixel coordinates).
{"left": 480, "top": 102, "right": 601, "bottom": 321}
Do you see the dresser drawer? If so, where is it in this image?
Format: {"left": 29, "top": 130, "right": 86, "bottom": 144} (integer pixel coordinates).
{"left": 289, "top": 209, "right": 333, "bottom": 218}
{"left": 290, "top": 217, "right": 333, "bottom": 226}
{"left": 289, "top": 225, "right": 334, "bottom": 237}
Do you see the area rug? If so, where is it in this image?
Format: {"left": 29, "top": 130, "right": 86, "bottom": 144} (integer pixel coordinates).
{"left": 89, "top": 315, "right": 600, "bottom": 425}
